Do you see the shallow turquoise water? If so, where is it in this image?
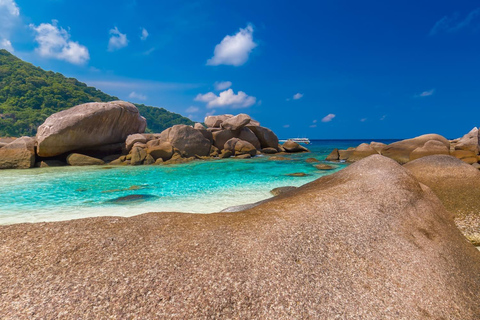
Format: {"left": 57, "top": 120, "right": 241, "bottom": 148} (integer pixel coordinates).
{"left": 0, "top": 140, "right": 396, "bottom": 224}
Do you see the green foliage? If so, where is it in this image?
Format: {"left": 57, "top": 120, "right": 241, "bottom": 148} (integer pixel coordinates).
{"left": 0, "top": 49, "right": 194, "bottom": 137}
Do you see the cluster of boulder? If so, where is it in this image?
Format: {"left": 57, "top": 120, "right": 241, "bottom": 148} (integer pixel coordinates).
{"left": 326, "top": 129, "right": 480, "bottom": 168}
{"left": 0, "top": 101, "right": 308, "bottom": 169}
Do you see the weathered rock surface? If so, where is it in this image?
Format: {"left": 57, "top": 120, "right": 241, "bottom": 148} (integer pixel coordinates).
{"left": 66, "top": 153, "right": 105, "bottom": 166}
{"left": 282, "top": 140, "right": 309, "bottom": 153}
{"left": 455, "top": 127, "right": 479, "bottom": 154}
{"left": 204, "top": 115, "right": 233, "bottom": 128}
{"left": 36, "top": 101, "right": 147, "bottom": 157}
{"left": 451, "top": 149, "right": 478, "bottom": 164}
{"left": 404, "top": 155, "right": 480, "bottom": 245}
{"left": 237, "top": 127, "right": 261, "bottom": 150}
{"left": 146, "top": 141, "right": 174, "bottom": 161}
{"left": 261, "top": 147, "right": 278, "bottom": 154}
{"left": 212, "top": 130, "right": 235, "bottom": 150}
{"left": 1, "top": 155, "right": 479, "bottom": 318}
{"left": 314, "top": 164, "right": 335, "bottom": 170}
{"left": 0, "top": 136, "right": 36, "bottom": 169}
{"left": 325, "top": 148, "right": 339, "bottom": 161}
{"left": 194, "top": 124, "right": 214, "bottom": 144}
{"left": 369, "top": 141, "right": 386, "bottom": 153}
{"left": 339, "top": 148, "right": 354, "bottom": 160}
{"left": 234, "top": 140, "right": 257, "bottom": 157}
{"left": 130, "top": 146, "right": 147, "bottom": 165}
{"left": 221, "top": 114, "right": 251, "bottom": 131}
{"left": 125, "top": 134, "right": 147, "bottom": 153}
{"left": 348, "top": 143, "right": 377, "bottom": 162}
{"left": 381, "top": 134, "right": 449, "bottom": 164}
{"left": 248, "top": 126, "right": 279, "bottom": 150}
{"left": 159, "top": 125, "right": 211, "bottom": 157}
{"left": 409, "top": 140, "right": 450, "bottom": 161}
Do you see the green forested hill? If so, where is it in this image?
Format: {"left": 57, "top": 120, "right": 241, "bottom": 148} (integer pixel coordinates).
{"left": 0, "top": 49, "right": 194, "bottom": 137}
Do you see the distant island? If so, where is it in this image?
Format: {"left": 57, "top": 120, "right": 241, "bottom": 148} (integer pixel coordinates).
{"left": 0, "top": 49, "right": 194, "bottom": 137}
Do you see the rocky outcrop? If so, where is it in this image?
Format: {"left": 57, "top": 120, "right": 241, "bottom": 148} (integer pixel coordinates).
{"left": 204, "top": 115, "right": 233, "bottom": 128}
{"left": 1, "top": 155, "right": 479, "bottom": 318}
{"left": 451, "top": 149, "right": 478, "bottom": 164}
{"left": 282, "top": 140, "right": 309, "bottom": 153}
{"left": 409, "top": 140, "right": 450, "bottom": 161}
{"left": 380, "top": 134, "right": 449, "bottom": 164}
{"left": 66, "top": 153, "right": 105, "bottom": 166}
{"left": 234, "top": 140, "right": 257, "bottom": 157}
{"left": 0, "top": 136, "right": 36, "bottom": 169}
{"left": 237, "top": 127, "right": 261, "bottom": 150}
{"left": 248, "top": 126, "right": 279, "bottom": 150}
{"left": 454, "top": 127, "right": 479, "bottom": 153}
{"left": 36, "top": 101, "right": 146, "bottom": 157}
{"left": 125, "top": 134, "right": 147, "bottom": 153}
{"left": 220, "top": 114, "right": 251, "bottom": 131}
{"left": 146, "top": 141, "right": 174, "bottom": 161}
{"left": 404, "top": 155, "right": 480, "bottom": 245}
{"left": 347, "top": 143, "right": 377, "bottom": 162}
{"left": 325, "top": 148, "right": 339, "bottom": 161}
{"left": 212, "top": 130, "right": 235, "bottom": 150}
{"left": 159, "top": 124, "right": 211, "bottom": 157}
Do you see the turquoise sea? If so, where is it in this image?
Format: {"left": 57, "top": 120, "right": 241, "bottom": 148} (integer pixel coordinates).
{"left": 0, "top": 140, "right": 398, "bottom": 224}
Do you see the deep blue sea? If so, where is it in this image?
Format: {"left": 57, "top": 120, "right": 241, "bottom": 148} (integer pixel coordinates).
{"left": 0, "top": 139, "right": 398, "bottom": 224}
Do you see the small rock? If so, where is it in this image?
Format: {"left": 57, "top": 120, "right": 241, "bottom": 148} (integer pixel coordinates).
{"left": 67, "top": 153, "right": 105, "bottom": 166}
{"left": 286, "top": 172, "right": 309, "bottom": 177}
{"left": 270, "top": 186, "right": 297, "bottom": 196}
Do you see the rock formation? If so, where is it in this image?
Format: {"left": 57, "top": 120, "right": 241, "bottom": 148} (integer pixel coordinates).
{"left": 36, "top": 101, "right": 147, "bottom": 157}
{"left": 404, "top": 155, "right": 480, "bottom": 245}
{"left": 0, "top": 136, "right": 35, "bottom": 169}
{"left": 1, "top": 156, "right": 479, "bottom": 318}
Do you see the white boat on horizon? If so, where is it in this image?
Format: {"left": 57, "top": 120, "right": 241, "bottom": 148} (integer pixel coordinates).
{"left": 279, "top": 138, "right": 311, "bottom": 145}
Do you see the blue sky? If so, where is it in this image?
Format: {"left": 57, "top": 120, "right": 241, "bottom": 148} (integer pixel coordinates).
{"left": 1, "top": 0, "right": 480, "bottom": 139}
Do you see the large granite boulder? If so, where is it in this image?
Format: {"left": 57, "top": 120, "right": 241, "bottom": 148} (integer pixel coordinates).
{"left": 159, "top": 125, "right": 211, "bottom": 157}
{"left": 212, "top": 130, "right": 235, "bottom": 150}
{"left": 36, "top": 101, "right": 147, "bottom": 157}
{"left": 369, "top": 141, "right": 386, "bottom": 153}
{"left": 66, "top": 153, "right": 105, "bottom": 166}
{"left": 234, "top": 140, "right": 257, "bottom": 157}
{"left": 248, "top": 126, "right": 279, "bottom": 149}
{"left": 125, "top": 134, "right": 147, "bottom": 153}
{"left": 409, "top": 140, "right": 450, "bottom": 161}
{"left": 204, "top": 115, "right": 233, "bottom": 128}
{"left": 325, "top": 148, "right": 339, "bottom": 161}
{"left": 283, "top": 140, "right": 309, "bottom": 153}
{"left": 0, "top": 136, "right": 36, "bottom": 169}
{"left": 1, "top": 155, "right": 479, "bottom": 318}
{"left": 381, "top": 134, "right": 450, "bottom": 164}
{"left": 404, "top": 155, "right": 480, "bottom": 245}
{"left": 194, "top": 123, "right": 213, "bottom": 144}
{"left": 223, "top": 138, "right": 240, "bottom": 153}
{"left": 237, "top": 127, "right": 261, "bottom": 150}
{"left": 348, "top": 143, "right": 377, "bottom": 162}
{"left": 221, "top": 114, "right": 251, "bottom": 131}
{"left": 146, "top": 141, "right": 174, "bottom": 161}
{"left": 454, "top": 127, "right": 479, "bottom": 154}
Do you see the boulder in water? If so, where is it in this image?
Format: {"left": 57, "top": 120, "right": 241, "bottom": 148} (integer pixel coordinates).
{"left": 0, "top": 136, "right": 36, "bottom": 169}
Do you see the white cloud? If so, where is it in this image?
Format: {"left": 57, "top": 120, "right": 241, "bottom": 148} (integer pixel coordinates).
{"left": 0, "top": 38, "right": 13, "bottom": 52}
{"left": 293, "top": 93, "right": 303, "bottom": 100}
{"left": 360, "top": 118, "right": 367, "bottom": 122}
{"left": 186, "top": 106, "right": 199, "bottom": 113}
{"left": 0, "top": 0, "right": 20, "bottom": 52}
{"left": 128, "top": 91, "right": 147, "bottom": 101}
{"left": 0, "top": 0, "right": 19, "bottom": 16}
{"left": 312, "top": 119, "right": 317, "bottom": 123}
{"left": 108, "top": 27, "right": 128, "bottom": 51}
{"left": 430, "top": 9, "right": 480, "bottom": 35}
{"left": 205, "top": 110, "right": 216, "bottom": 117}
{"left": 321, "top": 113, "right": 336, "bottom": 122}
{"left": 30, "top": 21, "right": 90, "bottom": 65}
{"left": 207, "top": 24, "right": 257, "bottom": 66}
{"left": 140, "top": 28, "right": 148, "bottom": 41}
{"left": 195, "top": 88, "right": 256, "bottom": 109}
{"left": 214, "top": 81, "right": 232, "bottom": 91}
{"left": 283, "top": 124, "right": 290, "bottom": 128}
{"left": 309, "top": 124, "right": 317, "bottom": 128}
{"left": 417, "top": 89, "right": 435, "bottom": 97}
